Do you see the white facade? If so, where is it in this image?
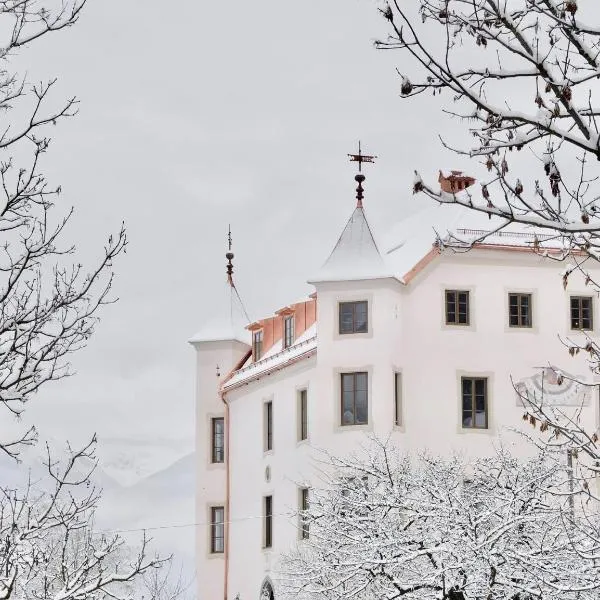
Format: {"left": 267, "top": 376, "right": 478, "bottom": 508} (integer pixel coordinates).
{"left": 191, "top": 199, "right": 600, "bottom": 600}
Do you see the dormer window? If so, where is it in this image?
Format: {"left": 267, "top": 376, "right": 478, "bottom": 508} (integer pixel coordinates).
{"left": 284, "top": 315, "right": 295, "bottom": 349}
{"left": 253, "top": 330, "right": 264, "bottom": 361}
{"left": 339, "top": 301, "right": 368, "bottom": 334}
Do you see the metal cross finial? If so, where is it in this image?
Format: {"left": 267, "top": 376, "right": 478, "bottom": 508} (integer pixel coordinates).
{"left": 348, "top": 140, "right": 377, "bottom": 172}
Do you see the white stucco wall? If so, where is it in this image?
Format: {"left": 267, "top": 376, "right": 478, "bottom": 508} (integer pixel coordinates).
{"left": 194, "top": 247, "right": 600, "bottom": 600}
{"left": 192, "top": 339, "right": 249, "bottom": 600}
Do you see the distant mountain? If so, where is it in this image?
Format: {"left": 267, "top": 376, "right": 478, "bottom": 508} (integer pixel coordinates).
{"left": 96, "top": 436, "right": 193, "bottom": 487}
{"left": 0, "top": 444, "right": 196, "bottom": 585}
{"left": 97, "top": 451, "right": 196, "bottom": 571}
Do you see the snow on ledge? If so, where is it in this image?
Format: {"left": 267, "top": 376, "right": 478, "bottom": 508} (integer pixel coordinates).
{"left": 224, "top": 326, "right": 317, "bottom": 389}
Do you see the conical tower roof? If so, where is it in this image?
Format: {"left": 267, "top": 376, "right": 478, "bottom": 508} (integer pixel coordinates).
{"left": 189, "top": 232, "right": 251, "bottom": 346}
{"left": 310, "top": 205, "right": 391, "bottom": 282}
{"left": 309, "top": 168, "right": 392, "bottom": 283}
{"left": 188, "top": 280, "right": 251, "bottom": 345}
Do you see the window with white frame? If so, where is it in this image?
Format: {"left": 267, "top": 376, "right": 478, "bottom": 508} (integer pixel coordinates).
{"left": 339, "top": 301, "right": 368, "bottom": 334}
{"left": 461, "top": 377, "right": 488, "bottom": 429}
{"left": 284, "top": 315, "right": 295, "bottom": 348}
{"left": 264, "top": 495, "right": 273, "bottom": 548}
{"left": 211, "top": 417, "right": 224, "bottom": 463}
{"left": 445, "top": 290, "right": 469, "bottom": 325}
{"left": 341, "top": 372, "right": 368, "bottom": 425}
{"left": 264, "top": 401, "right": 273, "bottom": 451}
{"left": 299, "top": 487, "right": 309, "bottom": 539}
{"left": 394, "top": 372, "right": 402, "bottom": 426}
{"left": 253, "top": 329, "right": 264, "bottom": 360}
{"left": 210, "top": 506, "right": 225, "bottom": 553}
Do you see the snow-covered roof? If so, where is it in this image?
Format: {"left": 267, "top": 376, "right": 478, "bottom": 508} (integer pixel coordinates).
{"left": 189, "top": 281, "right": 251, "bottom": 346}
{"left": 381, "top": 201, "right": 562, "bottom": 282}
{"left": 309, "top": 206, "right": 393, "bottom": 283}
{"left": 224, "top": 323, "right": 317, "bottom": 389}
{"left": 188, "top": 317, "right": 251, "bottom": 345}
{"left": 447, "top": 225, "right": 566, "bottom": 250}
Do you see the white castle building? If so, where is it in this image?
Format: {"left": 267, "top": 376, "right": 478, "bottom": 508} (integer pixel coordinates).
{"left": 190, "top": 166, "right": 599, "bottom": 600}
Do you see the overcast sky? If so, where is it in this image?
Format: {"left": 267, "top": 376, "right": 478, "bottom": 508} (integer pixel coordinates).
{"left": 14, "top": 0, "right": 472, "bottom": 471}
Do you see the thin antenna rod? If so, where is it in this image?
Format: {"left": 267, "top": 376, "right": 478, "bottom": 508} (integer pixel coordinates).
{"left": 225, "top": 225, "right": 252, "bottom": 324}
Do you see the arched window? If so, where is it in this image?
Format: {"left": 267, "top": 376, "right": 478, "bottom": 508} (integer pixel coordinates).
{"left": 260, "top": 578, "right": 275, "bottom": 600}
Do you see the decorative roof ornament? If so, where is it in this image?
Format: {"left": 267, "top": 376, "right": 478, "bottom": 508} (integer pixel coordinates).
{"left": 348, "top": 141, "right": 377, "bottom": 208}
{"left": 226, "top": 224, "right": 234, "bottom": 285}
{"left": 188, "top": 225, "right": 251, "bottom": 345}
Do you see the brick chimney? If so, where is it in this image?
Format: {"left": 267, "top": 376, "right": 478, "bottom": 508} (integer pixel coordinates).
{"left": 439, "top": 170, "right": 476, "bottom": 193}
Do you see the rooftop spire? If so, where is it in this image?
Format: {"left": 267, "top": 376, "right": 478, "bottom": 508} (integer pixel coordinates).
{"left": 348, "top": 141, "right": 377, "bottom": 208}
{"left": 226, "top": 224, "right": 234, "bottom": 285}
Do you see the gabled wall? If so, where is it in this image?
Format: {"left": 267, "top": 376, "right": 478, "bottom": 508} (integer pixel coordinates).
{"left": 398, "top": 248, "right": 599, "bottom": 456}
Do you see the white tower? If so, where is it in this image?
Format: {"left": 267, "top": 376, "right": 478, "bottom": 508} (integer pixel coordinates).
{"left": 189, "top": 234, "right": 250, "bottom": 600}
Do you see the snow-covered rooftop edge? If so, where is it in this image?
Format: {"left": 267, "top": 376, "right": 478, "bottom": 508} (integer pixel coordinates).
{"left": 224, "top": 324, "right": 317, "bottom": 389}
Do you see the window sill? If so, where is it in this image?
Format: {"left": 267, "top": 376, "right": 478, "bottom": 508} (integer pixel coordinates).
{"left": 505, "top": 325, "right": 537, "bottom": 333}
{"left": 333, "top": 330, "right": 373, "bottom": 341}
{"left": 442, "top": 323, "right": 475, "bottom": 332}
{"left": 206, "top": 461, "right": 226, "bottom": 470}
{"left": 336, "top": 423, "right": 372, "bottom": 433}
{"left": 457, "top": 426, "right": 493, "bottom": 435}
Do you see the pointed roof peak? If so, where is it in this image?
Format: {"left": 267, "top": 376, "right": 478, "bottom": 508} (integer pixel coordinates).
{"left": 309, "top": 203, "right": 391, "bottom": 283}
{"left": 189, "top": 227, "right": 251, "bottom": 346}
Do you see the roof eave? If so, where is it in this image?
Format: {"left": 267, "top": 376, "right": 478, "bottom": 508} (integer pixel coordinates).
{"left": 307, "top": 274, "right": 401, "bottom": 285}
{"left": 188, "top": 336, "right": 251, "bottom": 347}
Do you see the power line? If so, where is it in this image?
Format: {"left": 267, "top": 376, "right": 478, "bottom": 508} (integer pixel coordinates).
{"left": 99, "top": 511, "right": 297, "bottom": 535}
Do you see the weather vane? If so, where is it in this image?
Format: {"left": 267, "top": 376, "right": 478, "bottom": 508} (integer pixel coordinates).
{"left": 348, "top": 141, "right": 377, "bottom": 172}
{"left": 348, "top": 141, "right": 376, "bottom": 208}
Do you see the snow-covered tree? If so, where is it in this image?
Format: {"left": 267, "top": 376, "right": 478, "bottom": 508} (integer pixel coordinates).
{"left": 279, "top": 438, "right": 600, "bottom": 600}
{"left": 0, "top": 0, "right": 126, "bottom": 458}
{"left": 380, "top": 1, "right": 600, "bottom": 234}
{"left": 378, "top": 2, "right": 600, "bottom": 286}
{"left": 376, "top": 1, "right": 600, "bottom": 495}
{"left": 0, "top": 2, "right": 167, "bottom": 597}
{"left": 0, "top": 438, "right": 167, "bottom": 600}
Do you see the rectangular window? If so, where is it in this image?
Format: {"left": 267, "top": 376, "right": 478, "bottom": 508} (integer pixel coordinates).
{"left": 509, "top": 293, "right": 532, "bottom": 327}
{"left": 253, "top": 330, "right": 264, "bottom": 361}
{"left": 264, "top": 401, "right": 273, "bottom": 451}
{"left": 461, "top": 377, "right": 488, "bottom": 429}
{"left": 341, "top": 372, "right": 368, "bottom": 426}
{"left": 264, "top": 495, "right": 273, "bottom": 548}
{"left": 339, "top": 301, "right": 368, "bottom": 334}
{"left": 445, "top": 290, "right": 469, "bottom": 325}
{"left": 571, "top": 296, "right": 593, "bottom": 330}
{"left": 394, "top": 372, "right": 402, "bottom": 426}
{"left": 284, "top": 315, "right": 295, "bottom": 348}
{"left": 298, "top": 389, "right": 308, "bottom": 441}
{"left": 211, "top": 417, "right": 224, "bottom": 463}
{"left": 210, "top": 506, "right": 225, "bottom": 554}
{"left": 299, "top": 487, "right": 309, "bottom": 540}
